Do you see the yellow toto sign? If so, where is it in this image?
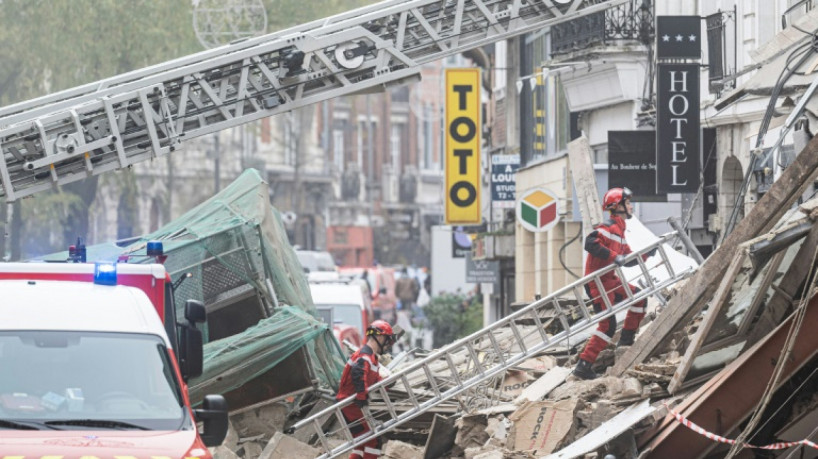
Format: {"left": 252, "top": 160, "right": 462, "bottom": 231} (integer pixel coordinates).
{"left": 445, "top": 68, "right": 481, "bottom": 225}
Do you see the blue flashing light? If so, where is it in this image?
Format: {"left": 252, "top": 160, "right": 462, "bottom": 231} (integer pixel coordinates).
{"left": 94, "top": 263, "right": 118, "bottom": 286}
{"left": 146, "top": 241, "right": 164, "bottom": 257}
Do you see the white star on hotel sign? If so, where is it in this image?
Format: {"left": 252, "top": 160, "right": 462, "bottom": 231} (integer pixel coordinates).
{"left": 656, "top": 16, "right": 701, "bottom": 59}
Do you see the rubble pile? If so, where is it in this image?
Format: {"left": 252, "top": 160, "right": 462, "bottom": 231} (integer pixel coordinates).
{"left": 208, "top": 198, "right": 818, "bottom": 458}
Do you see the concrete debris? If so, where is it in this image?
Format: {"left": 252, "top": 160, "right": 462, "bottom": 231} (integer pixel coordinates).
{"left": 454, "top": 414, "right": 490, "bottom": 452}
{"left": 230, "top": 402, "right": 288, "bottom": 440}
{"left": 517, "top": 355, "right": 557, "bottom": 375}
{"left": 222, "top": 420, "right": 239, "bottom": 451}
{"left": 236, "top": 441, "right": 263, "bottom": 459}
{"left": 208, "top": 446, "right": 240, "bottom": 459}
{"left": 382, "top": 440, "right": 424, "bottom": 459}
{"left": 514, "top": 367, "right": 571, "bottom": 405}
{"left": 471, "top": 450, "right": 506, "bottom": 459}
{"left": 259, "top": 431, "right": 320, "bottom": 459}
{"left": 213, "top": 199, "right": 818, "bottom": 458}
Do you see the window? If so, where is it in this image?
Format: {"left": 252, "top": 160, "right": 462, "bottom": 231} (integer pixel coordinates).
{"left": 391, "top": 124, "right": 403, "bottom": 175}
{"left": 284, "top": 115, "right": 295, "bottom": 166}
{"left": 333, "top": 129, "right": 345, "bottom": 173}
{"left": 423, "top": 105, "right": 433, "bottom": 169}
{"left": 357, "top": 121, "right": 364, "bottom": 170}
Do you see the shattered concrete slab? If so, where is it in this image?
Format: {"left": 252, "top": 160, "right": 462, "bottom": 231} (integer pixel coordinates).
{"left": 514, "top": 367, "right": 571, "bottom": 405}
{"left": 545, "top": 399, "right": 655, "bottom": 459}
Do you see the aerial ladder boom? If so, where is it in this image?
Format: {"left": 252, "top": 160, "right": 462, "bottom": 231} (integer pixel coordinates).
{"left": 0, "top": 0, "right": 627, "bottom": 201}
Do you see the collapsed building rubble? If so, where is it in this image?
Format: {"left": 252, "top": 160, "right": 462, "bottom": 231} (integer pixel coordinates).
{"left": 207, "top": 188, "right": 818, "bottom": 457}
{"left": 35, "top": 162, "right": 817, "bottom": 458}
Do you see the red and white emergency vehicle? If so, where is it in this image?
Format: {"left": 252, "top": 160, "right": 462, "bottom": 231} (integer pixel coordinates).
{"left": 0, "top": 250, "right": 228, "bottom": 458}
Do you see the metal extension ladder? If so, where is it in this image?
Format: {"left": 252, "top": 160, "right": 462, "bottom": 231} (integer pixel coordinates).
{"left": 290, "top": 232, "right": 695, "bottom": 458}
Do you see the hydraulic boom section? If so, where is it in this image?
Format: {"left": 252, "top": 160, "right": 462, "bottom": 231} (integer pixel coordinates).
{"left": 0, "top": 0, "right": 627, "bottom": 201}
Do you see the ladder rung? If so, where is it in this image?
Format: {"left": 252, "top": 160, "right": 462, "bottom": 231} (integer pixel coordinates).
{"left": 658, "top": 244, "right": 677, "bottom": 278}
{"left": 527, "top": 304, "right": 551, "bottom": 344}
{"left": 336, "top": 407, "right": 354, "bottom": 443}
{"left": 573, "top": 286, "right": 592, "bottom": 321}
{"left": 423, "top": 363, "right": 441, "bottom": 397}
{"left": 635, "top": 254, "right": 656, "bottom": 290}
{"left": 592, "top": 274, "right": 613, "bottom": 310}
{"left": 378, "top": 386, "right": 398, "bottom": 420}
{"left": 465, "top": 341, "right": 485, "bottom": 376}
{"left": 614, "top": 266, "right": 635, "bottom": 300}
{"left": 445, "top": 353, "right": 463, "bottom": 387}
{"left": 487, "top": 330, "right": 507, "bottom": 366}
{"left": 314, "top": 417, "right": 330, "bottom": 452}
{"left": 401, "top": 375, "right": 420, "bottom": 409}
{"left": 508, "top": 321, "right": 527, "bottom": 354}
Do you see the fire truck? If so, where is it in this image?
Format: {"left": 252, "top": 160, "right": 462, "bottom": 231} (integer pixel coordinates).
{"left": 0, "top": 242, "right": 228, "bottom": 458}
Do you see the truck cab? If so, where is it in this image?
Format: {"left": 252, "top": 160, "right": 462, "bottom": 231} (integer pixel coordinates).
{"left": 0, "top": 262, "right": 228, "bottom": 458}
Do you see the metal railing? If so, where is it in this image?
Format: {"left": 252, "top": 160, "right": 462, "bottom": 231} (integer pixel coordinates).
{"left": 551, "top": 0, "right": 654, "bottom": 56}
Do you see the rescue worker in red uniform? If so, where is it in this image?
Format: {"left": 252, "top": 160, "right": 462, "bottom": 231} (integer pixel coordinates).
{"left": 572, "top": 187, "right": 656, "bottom": 380}
{"left": 336, "top": 320, "right": 396, "bottom": 459}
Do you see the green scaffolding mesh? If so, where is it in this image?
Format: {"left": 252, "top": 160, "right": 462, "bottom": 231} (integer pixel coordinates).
{"left": 38, "top": 169, "right": 345, "bottom": 395}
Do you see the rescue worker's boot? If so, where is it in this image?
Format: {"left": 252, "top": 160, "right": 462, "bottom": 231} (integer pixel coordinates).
{"left": 617, "top": 329, "right": 636, "bottom": 347}
{"left": 572, "top": 358, "right": 597, "bottom": 380}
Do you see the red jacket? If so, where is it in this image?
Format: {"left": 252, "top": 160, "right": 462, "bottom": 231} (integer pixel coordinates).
{"left": 337, "top": 345, "right": 382, "bottom": 402}
{"left": 584, "top": 215, "right": 645, "bottom": 284}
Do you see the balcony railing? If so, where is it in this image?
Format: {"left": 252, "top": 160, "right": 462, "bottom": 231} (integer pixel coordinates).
{"left": 551, "top": 0, "right": 654, "bottom": 56}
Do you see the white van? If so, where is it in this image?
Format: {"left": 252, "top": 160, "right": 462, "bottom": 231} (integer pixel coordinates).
{"left": 309, "top": 282, "right": 374, "bottom": 347}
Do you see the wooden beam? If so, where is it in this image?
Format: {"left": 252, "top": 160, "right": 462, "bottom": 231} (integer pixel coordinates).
{"left": 612, "top": 133, "right": 818, "bottom": 376}
{"left": 666, "top": 250, "right": 748, "bottom": 394}
{"left": 567, "top": 136, "right": 603, "bottom": 230}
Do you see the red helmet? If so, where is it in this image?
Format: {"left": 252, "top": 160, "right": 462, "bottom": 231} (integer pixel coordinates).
{"left": 366, "top": 320, "right": 394, "bottom": 338}
{"left": 366, "top": 320, "right": 395, "bottom": 347}
{"left": 602, "top": 187, "right": 633, "bottom": 212}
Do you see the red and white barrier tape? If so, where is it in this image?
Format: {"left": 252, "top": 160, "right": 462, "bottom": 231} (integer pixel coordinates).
{"left": 664, "top": 403, "right": 818, "bottom": 451}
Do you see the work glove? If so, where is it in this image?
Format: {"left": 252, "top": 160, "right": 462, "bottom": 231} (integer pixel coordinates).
{"left": 354, "top": 398, "right": 368, "bottom": 408}
{"left": 378, "top": 353, "right": 393, "bottom": 367}
{"left": 613, "top": 255, "right": 626, "bottom": 267}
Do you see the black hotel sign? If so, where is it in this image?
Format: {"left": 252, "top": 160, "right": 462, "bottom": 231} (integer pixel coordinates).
{"left": 657, "top": 63, "right": 700, "bottom": 193}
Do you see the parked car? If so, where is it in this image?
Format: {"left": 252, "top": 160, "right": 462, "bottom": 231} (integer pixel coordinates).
{"left": 296, "top": 250, "right": 340, "bottom": 282}
{"left": 338, "top": 266, "right": 398, "bottom": 323}
{"left": 309, "top": 281, "right": 374, "bottom": 349}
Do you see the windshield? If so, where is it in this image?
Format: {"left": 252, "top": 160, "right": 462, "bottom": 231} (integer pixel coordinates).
{"left": 313, "top": 252, "right": 336, "bottom": 271}
{"left": 317, "top": 304, "right": 363, "bottom": 332}
{"left": 0, "top": 331, "right": 188, "bottom": 431}
{"left": 297, "top": 251, "right": 336, "bottom": 272}
{"left": 296, "top": 252, "right": 318, "bottom": 272}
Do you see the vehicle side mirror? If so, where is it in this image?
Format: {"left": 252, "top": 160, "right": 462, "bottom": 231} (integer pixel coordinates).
{"left": 194, "top": 395, "right": 228, "bottom": 447}
{"left": 185, "top": 299, "right": 207, "bottom": 324}
{"left": 179, "top": 323, "right": 203, "bottom": 381}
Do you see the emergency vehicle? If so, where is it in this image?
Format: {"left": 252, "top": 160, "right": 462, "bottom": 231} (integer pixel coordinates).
{"left": 0, "top": 246, "right": 228, "bottom": 458}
